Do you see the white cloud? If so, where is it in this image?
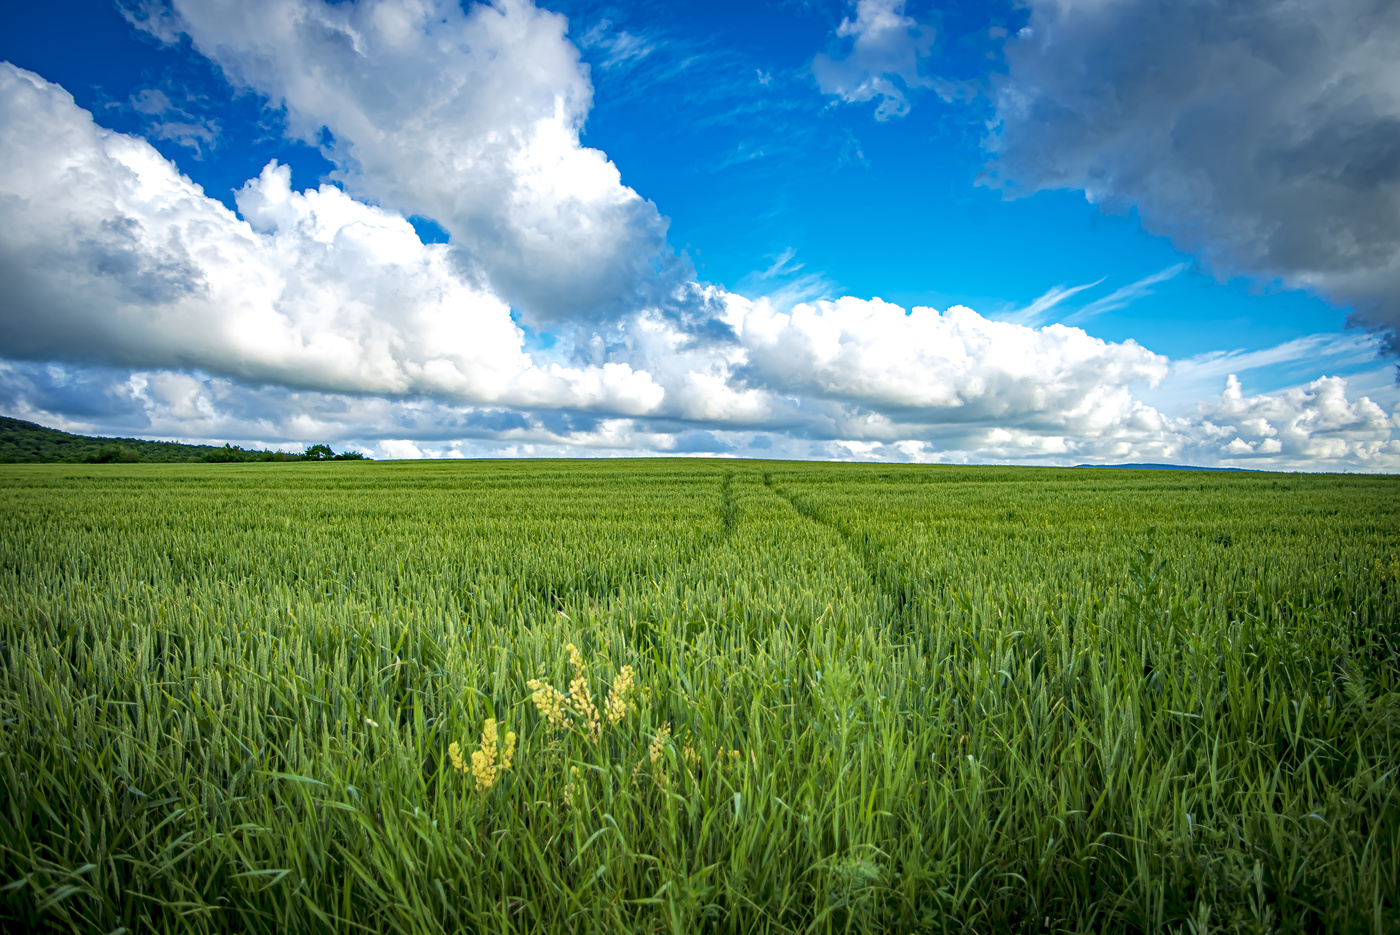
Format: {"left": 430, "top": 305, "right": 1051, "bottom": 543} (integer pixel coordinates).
{"left": 986, "top": 0, "right": 1400, "bottom": 336}
{"left": 847, "top": 373, "right": 1399, "bottom": 470}
{"left": 996, "top": 264, "right": 1188, "bottom": 328}
{"left": 126, "top": 0, "right": 696, "bottom": 327}
{"left": 123, "top": 86, "right": 220, "bottom": 156}
{"left": 812, "top": 0, "right": 936, "bottom": 120}
{"left": 1197, "top": 374, "right": 1398, "bottom": 465}
{"left": 731, "top": 247, "right": 839, "bottom": 310}
{"left": 997, "top": 276, "right": 1104, "bottom": 327}
{"left": 2, "top": 355, "right": 1396, "bottom": 470}
{"left": 578, "top": 19, "right": 656, "bottom": 71}
{"left": 377, "top": 438, "right": 426, "bottom": 460}
{"left": 1062, "top": 264, "right": 1187, "bottom": 324}
{"left": 1140, "top": 330, "right": 1393, "bottom": 417}
{"left": 0, "top": 64, "right": 662, "bottom": 414}
{"left": 727, "top": 294, "right": 1168, "bottom": 424}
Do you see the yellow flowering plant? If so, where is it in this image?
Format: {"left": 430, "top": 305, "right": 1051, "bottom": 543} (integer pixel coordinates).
{"left": 526, "top": 643, "right": 635, "bottom": 744}
{"left": 449, "top": 717, "right": 516, "bottom": 793}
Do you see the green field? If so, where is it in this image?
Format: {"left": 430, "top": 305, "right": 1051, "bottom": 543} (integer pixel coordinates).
{"left": 1, "top": 460, "right": 1397, "bottom": 933}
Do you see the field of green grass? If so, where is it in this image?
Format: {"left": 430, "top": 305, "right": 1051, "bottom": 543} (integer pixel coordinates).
{"left": 1, "top": 460, "right": 1397, "bottom": 933}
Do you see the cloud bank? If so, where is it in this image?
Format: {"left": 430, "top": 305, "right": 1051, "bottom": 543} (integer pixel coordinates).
{"left": 0, "top": 64, "right": 661, "bottom": 414}
{"left": 986, "top": 0, "right": 1400, "bottom": 337}
{"left": 0, "top": 61, "right": 1179, "bottom": 442}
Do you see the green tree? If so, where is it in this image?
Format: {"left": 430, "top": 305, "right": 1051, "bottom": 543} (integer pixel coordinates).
{"left": 301, "top": 444, "right": 368, "bottom": 461}
{"left": 85, "top": 444, "right": 140, "bottom": 464}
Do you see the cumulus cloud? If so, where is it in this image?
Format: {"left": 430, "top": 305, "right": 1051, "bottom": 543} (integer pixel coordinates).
{"left": 0, "top": 64, "right": 662, "bottom": 413}
{"left": 1196, "top": 374, "right": 1398, "bottom": 463}
{"left": 812, "top": 0, "right": 937, "bottom": 120}
{"left": 727, "top": 294, "right": 1168, "bottom": 426}
{"left": 986, "top": 0, "right": 1400, "bottom": 336}
{"left": 122, "top": 0, "right": 697, "bottom": 327}
{"left": 855, "top": 373, "right": 1399, "bottom": 470}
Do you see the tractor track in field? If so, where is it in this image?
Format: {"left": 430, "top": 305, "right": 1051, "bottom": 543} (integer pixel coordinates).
{"left": 761, "top": 471, "right": 923, "bottom": 636}
{"left": 718, "top": 470, "right": 738, "bottom": 537}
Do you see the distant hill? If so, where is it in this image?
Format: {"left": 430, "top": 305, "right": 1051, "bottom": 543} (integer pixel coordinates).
{"left": 0, "top": 415, "right": 367, "bottom": 463}
{"left": 1073, "top": 462, "right": 1258, "bottom": 472}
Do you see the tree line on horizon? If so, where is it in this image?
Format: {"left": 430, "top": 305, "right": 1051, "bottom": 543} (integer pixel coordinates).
{"left": 0, "top": 415, "right": 368, "bottom": 464}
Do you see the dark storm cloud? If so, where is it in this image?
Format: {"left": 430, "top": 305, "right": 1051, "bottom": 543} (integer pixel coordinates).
{"left": 984, "top": 0, "right": 1400, "bottom": 338}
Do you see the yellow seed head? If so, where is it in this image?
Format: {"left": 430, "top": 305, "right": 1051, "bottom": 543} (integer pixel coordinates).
{"left": 501, "top": 731, "right": 516, "bottom": 771}
{"left": 605, "top": 665, "right": 634, "bottom": 725}
{"left": 467, "top": 718, "right": 513, "bottom": 792}
{"left": 646, "top": 723, "right": 672, "bottom": 790}
{"left": 470, "top": 747, "right": 495, "bottom": 791}
{"left": 649, "top": 723, "right": 671, "bottom": 766}
{"left": 527, "top": 678, "right": 570, "bottom": 732}
{"left": 567, "top": 648, "right": 601, "bottom": 743}
{"left": 563, "top": 765, "right": 581, "bottom": 808}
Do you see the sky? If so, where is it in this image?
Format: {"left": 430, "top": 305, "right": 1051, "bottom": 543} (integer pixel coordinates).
{"left": 1, "top": 0, "right": 1398, "bottom": 469}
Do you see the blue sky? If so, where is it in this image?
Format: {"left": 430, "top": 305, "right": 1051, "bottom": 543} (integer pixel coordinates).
{"left": 1, "top": 0, "right": 1397, "bottom": 468}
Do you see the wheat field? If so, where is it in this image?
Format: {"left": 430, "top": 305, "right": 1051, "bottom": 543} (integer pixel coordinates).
{"left": 0, "top": 460, "right": 1396, "bottom": 933}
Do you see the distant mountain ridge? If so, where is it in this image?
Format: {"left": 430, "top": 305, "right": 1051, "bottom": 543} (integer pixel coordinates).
{"left": 1074, "top": 462, "right": 1259, "bottom": 472}
{"left": 0, "top": 416, "right": 366, "bottom": 463}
